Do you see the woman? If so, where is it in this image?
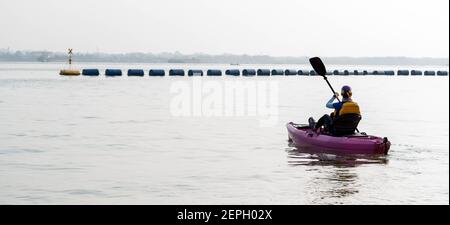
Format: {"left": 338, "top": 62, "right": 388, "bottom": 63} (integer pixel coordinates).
{"left": 309, "top": 85, "right": 361, "bottom": 134}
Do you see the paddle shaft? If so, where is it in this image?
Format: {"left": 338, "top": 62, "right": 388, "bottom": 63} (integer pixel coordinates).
{"left": 322, "top": 76, "right": 341, "bottom": 102}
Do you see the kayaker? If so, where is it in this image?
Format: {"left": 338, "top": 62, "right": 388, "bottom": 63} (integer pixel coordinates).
{"left": 309, "top": 85, "right": 361, "bottom": 135}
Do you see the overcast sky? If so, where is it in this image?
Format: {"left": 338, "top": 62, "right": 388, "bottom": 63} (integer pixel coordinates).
{"left": 0, "top": 0, "right": 448, "bottom": 57}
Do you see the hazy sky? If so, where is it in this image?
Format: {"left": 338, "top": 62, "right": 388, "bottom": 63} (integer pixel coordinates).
{"left": 0, "top": 0, "right": 448, "bottom": 57}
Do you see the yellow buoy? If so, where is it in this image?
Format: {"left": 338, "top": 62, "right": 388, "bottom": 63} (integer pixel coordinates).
{"left": 60, "top": 69, "right": 80, "bottom": 76}
{"left": 59, "top": 48, "right": 80, "bottom": 76}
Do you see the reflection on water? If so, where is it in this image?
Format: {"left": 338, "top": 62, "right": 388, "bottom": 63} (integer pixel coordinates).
{"left": 286, "top": 142, "right": 389, "bottom": 167}
{"left": 306, "top": 168, "right": 360, "bottom": 204}
{"left": 286, "top": 142, "right": 389, "bottom": 204}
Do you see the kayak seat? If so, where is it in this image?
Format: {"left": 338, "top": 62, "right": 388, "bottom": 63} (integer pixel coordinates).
{"left": 332, "top": 114, "right": 362, "bottom": 136}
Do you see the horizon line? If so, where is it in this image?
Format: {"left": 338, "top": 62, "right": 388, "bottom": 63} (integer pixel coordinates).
{"left": 0, "top": 48, "right": 449, "bottom": 60}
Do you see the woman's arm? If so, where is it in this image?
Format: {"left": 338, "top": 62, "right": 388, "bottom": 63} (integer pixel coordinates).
{"left": 326, "top": 93, "right": 339, "bottom": 109}
{"left": 326, "top": 96, "right": 336, "bottom": 109}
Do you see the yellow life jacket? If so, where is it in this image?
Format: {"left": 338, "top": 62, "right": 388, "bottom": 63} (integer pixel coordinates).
{"left": 335, "top": 101, "right": 361, "bottom": 116}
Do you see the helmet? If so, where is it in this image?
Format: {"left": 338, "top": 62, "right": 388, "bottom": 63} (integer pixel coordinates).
{"left": 341, "top": 85, "right": 352, "bottom": 98}
{"left": 341, "top": 85, "right": 352, "bottom": 92}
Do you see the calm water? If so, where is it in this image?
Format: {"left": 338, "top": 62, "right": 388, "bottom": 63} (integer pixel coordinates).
{"left": 0, "top": 62, "right": 448, "bottom": 205}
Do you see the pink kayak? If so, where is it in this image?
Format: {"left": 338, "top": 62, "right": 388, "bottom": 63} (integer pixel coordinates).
{"left": 287, "top": 122, "right": 391, "bottom": 155}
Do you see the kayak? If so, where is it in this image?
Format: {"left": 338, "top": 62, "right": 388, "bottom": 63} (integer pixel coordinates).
{"left": 287, "top": 122, "right": 390, "bottom": 155}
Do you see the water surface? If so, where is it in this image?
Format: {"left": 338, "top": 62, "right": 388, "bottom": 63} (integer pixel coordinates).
{"left": 0, "top": 63, "right": 448, "bottom": 204}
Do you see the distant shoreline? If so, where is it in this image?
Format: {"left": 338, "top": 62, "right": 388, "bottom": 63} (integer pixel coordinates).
{"left": 0, "top": 50, "right": 448, "bottom": 66}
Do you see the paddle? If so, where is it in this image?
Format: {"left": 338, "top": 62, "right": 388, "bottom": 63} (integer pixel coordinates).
{"left": 309, "top": 57, "right": 360, "bottom": 133}
{"left": 309, "top": 57, "right": 340, "bottom": 102}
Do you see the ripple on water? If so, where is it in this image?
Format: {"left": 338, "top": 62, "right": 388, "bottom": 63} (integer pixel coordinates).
{"left": 82, "top": 116, "right": 101, "bottom": 120}
{"left": 0, "top": 148, "right": 45, "bottom": 155}
{"left": 3, "top": 162, "right": 86, "bottom": 172}
{"left": 8, "top": 133, "right": 28, "bottom": 137}
{"left": 63, "top": 189, "right": 107, "bottom": 196}
{"left": 36, "top": 134, "right": 71, "bottom": 139}
{"left": 109, "top": 120, "right": 148, "bottom": 124}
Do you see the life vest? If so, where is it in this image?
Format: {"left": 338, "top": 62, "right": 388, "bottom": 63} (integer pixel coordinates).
{"left": 335, "top": 101, "right": 361, "bottom": 117}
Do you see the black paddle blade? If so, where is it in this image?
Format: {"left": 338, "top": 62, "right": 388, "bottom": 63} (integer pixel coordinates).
{"left": 309, "top": 57, "right": 327, "bottom": 76}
